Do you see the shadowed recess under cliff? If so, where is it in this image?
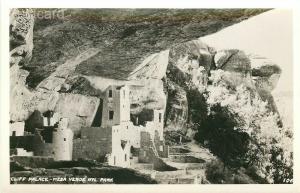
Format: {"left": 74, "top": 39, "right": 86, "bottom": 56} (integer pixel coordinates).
{"left": 23, "top": 9, "right": 268, "bottom": 88}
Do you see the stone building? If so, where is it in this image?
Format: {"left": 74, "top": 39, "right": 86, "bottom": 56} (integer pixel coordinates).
{"left": 33, "top": 115, "right": 73, "bottom": 161}
{"left": 10, "top": 84, "right": 168, "bottom": 167}
{"left": 101, "top": 85, "right": 131, "bottom": 127}
{"left": 73, "top": 84, "right": 169, "bottom": 168}
{"left": 10, "top": 111, "right": 73, "bottom": 161}
{"left": 10, "top": 121, "right": 25, "bottom": 136}
{"left": 10, "top": 121, "right": 34, "bottom": 156}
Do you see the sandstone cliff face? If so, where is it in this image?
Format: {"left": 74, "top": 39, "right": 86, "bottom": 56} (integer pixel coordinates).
{"left": 249, "top": 54, "right": 282, "bottom": 116}
{"left": 167, "top": 40, "right": 213, "bottom": 88}
{"left": 10, "top": 64, "right": 35, "bottom": 121}
{"left": 10, "top": 9, "right": 34, "bottom": 66}
{"left": 200, "top": 9, "right": 293, "bottom": 132}
{"left": 10, "top": 9, "right": 101, "bottom": 132}
{"left": 163, "top": 40, "right": 214, "bottom": 131}
{"left": 22, "top": 9, "right": 267, "bottom": 88}
{"left": 164, "top": 43, "right": 282, "bottom": 133}
{"left": 164, "top": 80, "right": 189, "bottom": 131}
{"left": 214, "top": 49, "right": 253, "bottom": 88}
{"left": 11, "top": 9, "right": 281, "bottom": 135}
{"left": 128, "top": 38, "right": 283, "bottom": 133}
{"left": 10, "top": 9, "right": 35, "bottom": 121}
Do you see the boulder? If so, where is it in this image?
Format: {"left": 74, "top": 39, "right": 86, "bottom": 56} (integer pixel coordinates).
{"left": 214, "top": 49, "right": 253, "bottom": 88}
{"left": 167, "top": 39, "right": 214, "bottom": 88}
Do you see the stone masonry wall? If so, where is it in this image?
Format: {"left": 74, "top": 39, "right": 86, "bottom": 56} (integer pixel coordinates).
{"left": 109, "top": 124, "right": 131, "bottom": 167}
{"left": 10, "top": 122, "right": 25, "bottom": 136}
{"left": 102, "top": 85, "right": 130, "bottom": 128}
{"left": 33, "top": 127, "right": 73, "bottom": 161}
{"left": 154, "top": 130, "right": 169, "bottom": 158}
{"left": 73, "top": 127, "right": 112, "bottom": 161}
{"left": 138, "top": 131, "right": 156, "bottom": 163}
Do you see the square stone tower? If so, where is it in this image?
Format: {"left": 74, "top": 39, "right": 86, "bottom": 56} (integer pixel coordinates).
{"left": 101, "top": 85, "right": 130, "bottom": 127}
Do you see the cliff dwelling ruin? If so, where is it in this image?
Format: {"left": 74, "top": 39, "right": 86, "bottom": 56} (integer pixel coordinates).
{"left": 10, "top": 84, "right": 169, "bottom": 170}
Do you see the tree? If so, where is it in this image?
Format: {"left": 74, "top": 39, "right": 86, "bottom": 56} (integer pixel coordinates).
{"left": 195, "top": 103, "right": 250, "bottom": 168}
{"left": 196, "top": 69, "right": 293, "bottom": 183}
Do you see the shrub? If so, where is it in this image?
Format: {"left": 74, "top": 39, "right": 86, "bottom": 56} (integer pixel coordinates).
{"left": 205, "top": 159, "right": 233, "bottom": 183}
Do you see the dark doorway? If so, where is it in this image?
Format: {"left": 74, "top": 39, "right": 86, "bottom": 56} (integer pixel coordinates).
{"left": 109, "top": 111, "right": 114, "bottom": 120}
{"left": 91, "top": 99, "right": 103, "bottom": 127}
{"left": 24, "top": 110, "right": 43, "bottom": 133}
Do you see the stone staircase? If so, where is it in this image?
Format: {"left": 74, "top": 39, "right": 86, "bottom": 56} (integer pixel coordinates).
{"left": 148, "top": 143, "right": 216, "bottom": 184}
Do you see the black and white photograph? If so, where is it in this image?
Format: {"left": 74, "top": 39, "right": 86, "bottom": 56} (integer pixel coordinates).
{"left": 1, "top": 1, "right": 299, "bottom": 192}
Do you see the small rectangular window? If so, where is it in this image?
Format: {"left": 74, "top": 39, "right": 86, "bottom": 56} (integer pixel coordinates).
{"left": 64, "top": 138, "right": 66, "bottom": 141}
{"left": 109, "top": 111, "right": 114, "bottom": 120}
{"left": 12, "top": 131, "right": 16, "bottom": 136}
{"left": 125, "top": 154, "right": 127, "bottom": 161}
{"left": 159, "top": 145, "right": 163, "bottom": 151}
{"left": 123, "top": 90, "right": 126, "bottom": 98}
{"left": 108, "top": 90, "right": 113, "bottom": 98}
{"left": 159, "top": 113, "right": 162, "bottom": 123}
